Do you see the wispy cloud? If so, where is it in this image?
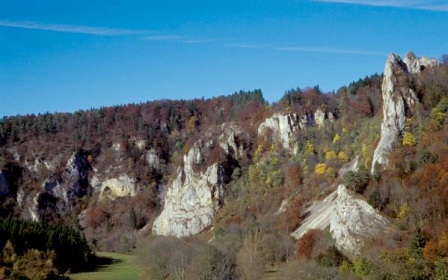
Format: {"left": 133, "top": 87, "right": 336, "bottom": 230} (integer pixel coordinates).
{"left": 420, "top": 4, "right": 448, "bottom": 11}
{"left": 226, "top": 43, "right": 271, "bottom": 49}
{"left": 310, "top": 0, "right": 448, "bottom": 11}
{"left": 143, "top": 35, "right": 184, "bottom": 41}
{"left": 0, "top": 19, "right": 389, "bottom": 56}
{"left": 0, "top": 19, "right": 151, "bottom": 36}
{"left": 227, "top": 43, "right": 386, "bottom": 56}
{"left": 143, "top": 35, "right": 217, "bottom": 44}
{"left": 275, "top": 46, "right": 387, "bottom": 56}
{"left": 0, "top": 19, "right": 216, "bottom": 44}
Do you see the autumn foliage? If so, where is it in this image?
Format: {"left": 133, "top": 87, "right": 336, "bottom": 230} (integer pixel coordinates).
{"left": 296, "top": 229, "right": 320, "bottom": 259}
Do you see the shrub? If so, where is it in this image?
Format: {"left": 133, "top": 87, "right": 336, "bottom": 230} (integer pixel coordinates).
{"left": 338, "top": 151, "right": 349, "bottom": 162}
{"left": 353, "top": 258, "right": 375, "bottom": 278}
{"left": 343, "top": 167, "right": 370, "bottom": 194}
{"left": 325, "top": 151, "right": 337, "bottom": 161}
{"left": 314, "top": 163, "right": 327, "bottom": 175}
{"left": 402, "top": 132, "right": 417, "bottom": 146}
{"left": 316, "top": 246, "right": 344, "bottom": 267}
{"left": 138, "top": 236, "right": 236, "bottom": 280}
{"left": 435, "top": 258, "right": 448, "bottom": 280}
{"left": 296, "top": 229, "right": 319, "bottom": 259}
{"left": 410, "top": 228, "right": 426, "bottom": 258}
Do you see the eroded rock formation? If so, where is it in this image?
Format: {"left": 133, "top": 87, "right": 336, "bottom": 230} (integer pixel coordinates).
{"left": 258, "top": 113, "right": 300, "bottom": 150}
{"left": 98, "top": 175, "right": 138, "bottom": 201}
{"left": 371, "top": 52, "right": 438, "bottom": 172}
{"left": 258, "top": 110, "right": 333, "bottom": 152}
{"left": 152, "top": 124, "right": 249, "bottom": 237}
{"left": 291, "top": 184, "right": 391, "bottom": 258}
{"left": 330, "top": 185, "right": 391, "bottom": 257}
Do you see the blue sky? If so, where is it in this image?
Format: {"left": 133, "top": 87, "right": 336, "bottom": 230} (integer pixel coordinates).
{"left": 1, "top": 0, "right": 447, "bottom": 117}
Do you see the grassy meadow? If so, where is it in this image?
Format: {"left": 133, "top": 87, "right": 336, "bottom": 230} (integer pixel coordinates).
{"left": 70, "top": 252, "right": 141, "bottom": 280}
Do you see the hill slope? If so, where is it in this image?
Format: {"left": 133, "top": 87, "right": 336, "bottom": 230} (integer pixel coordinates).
{"left": 1, "top": 52, "right": 448, "bottom": 279}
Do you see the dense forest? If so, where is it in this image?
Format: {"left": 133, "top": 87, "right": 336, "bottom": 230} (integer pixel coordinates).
{"left": 1, "top": 55, "right": 448, "bottom": 279}
{"left": 0, "top": 217, "right": 92, "bottom": 279}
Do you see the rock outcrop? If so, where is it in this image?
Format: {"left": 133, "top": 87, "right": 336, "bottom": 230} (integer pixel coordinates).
{"left": 98, "top": 175, "right": 138, "bottom": 201}
{"left": 404, "top": 52, "right": 438, "bottom": 74}
{"left": 291, "top": 190, "right": 337, "bottom": 240}
{"left": 145, "top": 149, "right": 160, "bottom": 169}
{"left": 153, "top": 124, "right": 248, "bottom": 237}
{"left": 258, "top": 110, "right": 335, "bottom": 151}
{"left": 314, "top": 108, "right": 326, "bottom": 127}
{"left": 292, "top": 184, "right": 391, "bottom": 258}
{"left": 219, "top": 123, "right": 248, "bottom": 159}
{"left": 330, "top": 185, "right": 390, "bottom": 257}
{"left": 258, "top": 113, "right": 300, "bottom": 150}
{"left": 371, "top": 52, "right": 438, "bottom": 172}
{"left": 26, "top": 151, "right": 93, "bottom": 220}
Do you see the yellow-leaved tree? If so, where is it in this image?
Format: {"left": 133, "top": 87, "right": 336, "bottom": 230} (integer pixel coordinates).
{"left": 314, "top": 163, "right": 327, "bottom": 175}
{"left": 403, "top": 132, "right": 417, "bottom": 146}
{"left": 332, "top": 133, "right": 341, "bottom": 143}
{"left": 338, "top": 151, "right": 349, "bottom": 162}
{"left": 325, "top": 151, "right": 337, "bottom": 161}
{"left": 304, "top": 141, "right": 315, "bottom": 155}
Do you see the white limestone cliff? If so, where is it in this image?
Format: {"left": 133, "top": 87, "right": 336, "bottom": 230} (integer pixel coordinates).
{"left": 371, "top": 52, "right": 438, "bottom": 172}
{"left": 330, "top": 185, "right": 390, "bottom": 257}
{"left": 314, "top": 108, "right": 326, "bottom": 127}
{"left": 291, "top": 184, "right": 391, "bottom": 258}
{"left": 152, "top": 124, "right": 248, "bottom": 237}
{"left": 219, "top": 123, "right": 249, "bottom": 159}
{"left": 99, "top": 175, "right": 138, "bottom": 201}
{"left": 152, "top": 163, "right": 219, "bottom": 237}
{"left": 258, "top": 113, "right": 300, "bottom": 150}
{"left": 258, "top": 110, "right": 334, "bottom": 151}
{"left": 291, "top": 190, "right": 337, "bottom": 240}
{"left": 291, "top": 157, "right": 358, "bottom": 240}
{"left": 404, "top": 52, "right": 438, "bottom": 74}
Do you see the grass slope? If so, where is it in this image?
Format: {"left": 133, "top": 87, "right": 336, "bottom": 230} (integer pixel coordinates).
{"left": 70, "top": 252, "right": 141, "bottom": 280}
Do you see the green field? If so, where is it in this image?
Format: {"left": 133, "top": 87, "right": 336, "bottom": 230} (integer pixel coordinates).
{"left": 70, "top": 252, "right": 142, "bottom": 280}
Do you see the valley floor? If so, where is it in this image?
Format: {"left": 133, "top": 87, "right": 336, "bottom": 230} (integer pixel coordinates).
{"left": 70, "top": 252, "right": 142, "bottom": 280}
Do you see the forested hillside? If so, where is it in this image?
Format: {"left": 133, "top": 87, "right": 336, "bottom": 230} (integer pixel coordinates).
{"left": 1, "top": 53, "right": 448, "bottom": 279}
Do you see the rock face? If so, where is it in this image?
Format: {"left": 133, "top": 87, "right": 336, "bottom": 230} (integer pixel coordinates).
{"left": 292, "top": 184, "right": 391, "bottom": 258}
{"left": 27, "top": 151, "right": 93, "bottom": 220}
{"left": 145, "top": 149, "right": 160, "bottom": 169}
{"left": 404, "top": 52, "right": 438, "bottom": 74}
{"left": 330, "top": 185, "right": 390, "bottom": 257}
{"left": 258, "top": 113, "right": 300, "bottom": 150}
{"left": 153, "top": 124, "right": 248, "bottom": 237}
{"left": 219, "top": 123, "right": 248, "bottom": 159}
{"left": 371, "top": 52, "right": 438, "bottom": 172}
{"left": 258, "top": 110, "right": 334, "bottom": 151}
{"left": 64, "top": 151, "right": 92, "bottom": 198}
{"left": 291, "top": 190, "right": 337, "bottom": 240}
{"left": 99, "top": 175, "right": 137, "bottom": 201}
{"left": 314, "top": 108, "right": 326, "bottom": 127}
